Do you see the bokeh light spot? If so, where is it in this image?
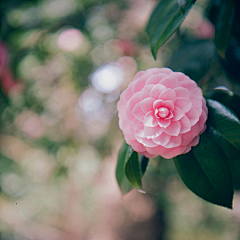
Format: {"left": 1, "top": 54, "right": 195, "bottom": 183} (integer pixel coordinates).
{"left": 91, "top": 64, "right": 124, "bottom": 94}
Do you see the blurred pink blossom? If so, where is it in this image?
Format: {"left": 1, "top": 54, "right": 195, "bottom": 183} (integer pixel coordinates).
{"left": 57, "top": 28, "right": 83, "bottom": 52}
{"left": 0, "top": 42, "right": 22, "bottom": 94}
{"left": 195, "top": 20, "right": 215, "bottom": 39}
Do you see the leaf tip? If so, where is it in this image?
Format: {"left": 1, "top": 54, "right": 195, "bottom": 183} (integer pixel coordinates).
{"left": 151, "top": 48, "right": 158, "bottom": 60}
{"left": 223, "top": 201, "right": 233, "bottom": 209}
{"left": 137, "top": 189, "right": 146, "bottom": 194}
{"left": 177, "top": 0, "right": 187, "bottom": 14}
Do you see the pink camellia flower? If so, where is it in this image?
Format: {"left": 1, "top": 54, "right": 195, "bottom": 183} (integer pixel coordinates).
{"left": 117, "top": 68, "right": 208, "bottom": 159}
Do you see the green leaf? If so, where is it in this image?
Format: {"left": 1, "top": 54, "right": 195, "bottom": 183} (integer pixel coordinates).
{"left": 206, "top": 126, "right": 240, "bottom": 161}
{"left": 177, "top": 0, "right": 197, "bottom": 14}
{"left": 115, "top": 141, "right": 133, "bottom": 194}
{"left": 207, "top": 99, "right": 240, "bottom": 151}
{"left": 177, "top": 0, "right": 187, "bottom": 14}
{"left": 207, "top": 88, "right": 240, "bottom": 119}
{"left": 140, "top": 155, "right": 149, "bottom": 175}
{"left": 146, "top": 0, "right": 196, "bottom": 59}
{"left": 214, "top": 0, "right": 234, "bottom": 58}
{"left": 125, "top": 151, "right": 143, "bottom": 190}
{"left": 174, "top": 131, "right": 233, "bottom": 208}
{"left": 228, "top": 161, "right": 240, "bottom": 190}
{"left": 116, "top": 141, "right": 143, "bottom": 194}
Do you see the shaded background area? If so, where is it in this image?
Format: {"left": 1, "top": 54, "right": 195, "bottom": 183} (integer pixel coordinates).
{"left": 0, "top": 0, "right": 240, "bottom": 239}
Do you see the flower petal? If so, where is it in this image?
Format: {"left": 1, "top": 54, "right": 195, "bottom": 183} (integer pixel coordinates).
{"left": 159, "top": 88, "right": 176, "bottom": 102}
{"left": 146, "top": 73, "right": 168, "bottom": 85}
{"left": 157, "top": 118, "right": 171, "bottom": 128}
{"left": 146, "top": 145, "right": 186, "bottom": 159}
{"left": 192, "top": 88, "right": 203, "bottom": 98}
{"left": 139, "top": 151, "right": 157, "bottom": 158}
{"left": 160, "top": 76, "right": 179, "bottom": 89}
{"left": 161, "top": 145, "right": 187, "bottom": 159}
{"left": 189, "top": 94, "right": 202, "bottom": 115}
{"left": 181, "top": 123, "right": 200, "bottom": 146}
{"left": 153, "top": 99, "right": 163, "bottom": 109}
{"left": 182, "top": 145, "right": 191, "bottom": 154}
{"left": 117, "top": 99, "right": 126, "bottom": 116}
{"left": 143, "top": 111, "right": 158, "bottom": 127}
{"left": 189, "top": 136, "right": 200, "bottom": 147}
{"left": 144, "top": 125, "right": 163, "bottom": 138}
{"left": 140, "top": 84, "right": 154, "bottom": 100}
{"left": 146, "top": 145, "right": 170, "bottom": 156}
{"left": 164, "top": 135, "right": 182, "bottom": 148}
{"left": 132, "top": 77, "right": 146, "bottom": 93}
{"left": 163, "top": 121, "right": 181, "bottom": 136}
{"left": 132, "top": 102, "right": 145, "bottom": 122}
{"left": 133, "top": 71, "right": 145, "bottom": 81}
{"left": 179, "top": 116, "right": 191, "bottom": 133}
{"left": 130, "top": 140, "right": 146, "bottom": 152}
{"left": 125, "top": 92, "right": 141, "bottom": 121}
{"left": 185, "top": 107, "right": 200, "bottom": 126}
{"left": 198, "top": 108, "right": 208, "bottom": 131}
{"left": 153, "top": 100, "right": 174, "bottom": 111}
{"left": 127, "top": 92, "right": 141, "bottom": 110}
{"left": 179, "top": 80, "right": 198, "bottom": 94}
{"left": 174, "top": 97, "right": 192, "bottom": 113}
{"left": 146, "top": 67, "right": 172, "bottom": 75}
{"left": 152, "top": 132, "right": 171, "bottom": 146}
{"left": 136, "top": 136, "right": 159, "bottom": 147}
{"left": 172, "top": 106, "right": 185, "bottom": 121}
{"left": 125, "top": 104, "right": 135, "bottom": 122}
{"left": 150, "top": 84, "right": 167, "bottom": 99}
{"left": 120, "top": 82, "right": 133, "bottom": 103}
{"left": 121, "top": 119, "right": 135, "bottom": 141}
{"left": 174, "top": 87, "right": 189, "bottom": 98}
{"left": 132, "top": 118, "right": 144, "bottom": 138}
{"left": 169, "top": 72, "right": 186, "bottom": 82}
{"left": 140, "top": 97, "right": 155, "bottom": 113}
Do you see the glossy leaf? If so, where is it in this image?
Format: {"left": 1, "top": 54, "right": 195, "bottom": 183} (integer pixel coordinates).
{"left": 146, "top": 0, "right": 196, "bottom": 59}
{"left": 229, "top": 161, "right": 240, "bottom": 190}
{"left": 115, "top": 141, "right": 133, "bottom": 194}
{"left": 207, "top": 124, "right": 240, "bottom": 192}
{"left": 208, "top": 88, "right": 240, "bottom": 119}
{"left": 174, "top": 131, "right": 233, "bottom": 208}
{"left": 141, "top": 155, "right": 149, "bottom": 175}
{"left": 207, "top": 126, "right": 240, "bottom": 161}
{"left": 116, "top": 141, "right": 143, "bottom": 194}
{"left": 177, "top": 0, "right": 197, "bottom": 14}
{"left": 214, "top": 0, "right": 234, "bottom": 58}
{"left": 168, "top": 40, "right": 215, "bottom": 82}
{"left": 207, "top": 99, "right": 240, "bottom": 150}
{"left": 125, "top": 151, "right": 142, "bottom": 190}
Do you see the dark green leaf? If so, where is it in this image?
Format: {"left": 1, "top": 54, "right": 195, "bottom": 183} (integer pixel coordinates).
{"left": 228, "top": 161, "right": 240, "bottom": 190}
{"left": 174, "top": 131, "right": 233, "bottom": 208}
{"left": 214, "top": 0, "right": 234, "bottom": 58}
{"left": 177, "top": 0, "right": 187, "bottom": 14}
{"left": 207, "top": 88, "right": 240, "bottom": 119}
{"left": 146, "top": 0, "right": 196, "bottom": 59}
{"left": 125, "top": 151, "right": 142, "bottom": 190}
{"left": 140, "top": 155, "right": 149, "bottom": 175}
{"left": 207, "top": 99, "right": 240, "bottom": 151}
{"left": 206, "top": 126, "right": 240, "bottom": 161}
{"left": 177, "top": 0, "right": 197, "bottom": 14}
{"left": 115, "top": 141, "right": 133, "bottom": 194}
{"left": 168, "top": 40, "right": 215, "bottom": 82}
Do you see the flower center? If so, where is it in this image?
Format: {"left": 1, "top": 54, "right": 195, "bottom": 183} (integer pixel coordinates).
{"left": 156, "top": 107, "right": 169, "bottom": 118}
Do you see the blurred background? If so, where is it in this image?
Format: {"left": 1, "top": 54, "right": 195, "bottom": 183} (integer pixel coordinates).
{"left": 0, "top": 0, "right": 240, "bottom": 239}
